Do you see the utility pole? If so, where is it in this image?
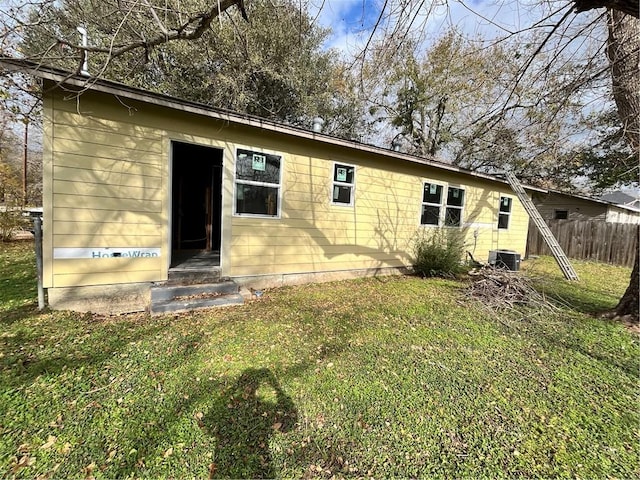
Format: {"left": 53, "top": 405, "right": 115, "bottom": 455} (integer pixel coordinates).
{"left": 22, "top": 118, "right": 28, "bottom": 206}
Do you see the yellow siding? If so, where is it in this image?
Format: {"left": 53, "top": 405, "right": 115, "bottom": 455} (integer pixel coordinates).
{"left": 43, "top": 84, "right": 529, "bottom": 288}
{"left": 44, "top": 89, "right": 167, "bottom": 288}
{"left": 228, "top": 148, "right": 529, "bottom": 276}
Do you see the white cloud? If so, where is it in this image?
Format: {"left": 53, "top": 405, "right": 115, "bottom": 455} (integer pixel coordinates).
{"left": 309, "top": 0, "right": 383, "bottom": 55}
{"left": 311, "top": 0, "right": 569, "bottom": 56}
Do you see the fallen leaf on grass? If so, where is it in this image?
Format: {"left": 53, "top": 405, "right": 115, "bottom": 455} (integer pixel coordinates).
{"left": 12, "top": 454, "right": 35, "bottom": 472}
{"left": 40, "top": 436, "right": 57, "bottom": 450}
{"left": 208, "top": 462, "right": 217, "bottom": 479}
{"left": 83, "top": 462, "right": 96, "bottom": 480}
{"left": 272, "top": 422, "right": 282, "bottom": 431}
{"left": 48, "top": 414, "right": 63, "bottom": 428}
{"left": 17, "top": 443, "right": 30, "bottom": 454}
{"left": 195, "top": 412, "right": 205, "bottom": 427}
{"left": 163, "top": 447, "right": 173, "bottom": 458}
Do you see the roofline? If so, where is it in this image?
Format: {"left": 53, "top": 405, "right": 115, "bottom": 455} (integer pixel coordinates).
{"left": 542, "top": 188, "right": 640, "bottom": 213}
{"left": 1, "top": 56, "right": 547, "bottom": 192}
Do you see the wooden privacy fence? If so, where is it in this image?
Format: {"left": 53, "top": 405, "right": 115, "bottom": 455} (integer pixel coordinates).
{"left": 527, "top": 220, "right": 639, "bottom": 267}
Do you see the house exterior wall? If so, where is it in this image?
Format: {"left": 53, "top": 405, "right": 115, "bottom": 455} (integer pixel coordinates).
{"left": 533, "top": 192, "right": 640, "bottom": 224}
{"left": 532, "top": 192, "right": 608, "bottom": 221}
{"left": 605, "top": 206, "right": 640, "bottom": 224}
{"left": 228, "top": 149, "right": 528, "bottom": 279}
{"left": 42, "top": 85, "right": 529, "bottom": 312}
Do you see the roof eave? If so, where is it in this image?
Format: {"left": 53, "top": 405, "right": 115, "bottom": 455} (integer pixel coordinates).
{"left": 1, "top": 56, "right": 547, "bottom": 192}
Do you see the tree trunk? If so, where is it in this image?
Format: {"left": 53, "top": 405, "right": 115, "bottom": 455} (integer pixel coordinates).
{"left": 606, "top": 10, "right": 639, "bottom": 321}
{"left": 614, "top": 227, "right": 639, "bottom": 320}
{"left": 606, "top": 10, "right": 640, "bottom": 152}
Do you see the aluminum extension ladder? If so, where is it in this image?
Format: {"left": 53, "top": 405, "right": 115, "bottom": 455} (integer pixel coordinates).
{"left": 505, "top": 172, "right": 579, "bottom": 281}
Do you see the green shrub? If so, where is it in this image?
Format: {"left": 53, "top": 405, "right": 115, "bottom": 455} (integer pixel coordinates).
{"left": 0, "top": 208, "right": 26, "bottom": 242}
{"left": 412, "top": 228, "right": 466, "bottom": 278}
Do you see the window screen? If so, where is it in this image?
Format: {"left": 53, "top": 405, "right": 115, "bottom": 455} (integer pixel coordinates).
{"left": 445, "top": 187, "right": 465, "bottom": 227}
{"left": 235, "top": 149, "right": 282, "bottom": 216}
{"left": 421, "top": 183, "right": 443, "bottom": 225}
{"left": 332, "top": 163, "right": 355, "bottom": 205}
{"left": 498, "top": 196, "right": 512, "bottom": 229}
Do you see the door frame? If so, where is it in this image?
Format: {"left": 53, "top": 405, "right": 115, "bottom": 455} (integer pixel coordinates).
{"left": 168, "top": 140, "right": 225, "bottom": 269}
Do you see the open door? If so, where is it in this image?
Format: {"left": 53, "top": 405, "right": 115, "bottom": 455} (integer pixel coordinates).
{"left": 171, "top": 142, "right": 223, "bottom": 267}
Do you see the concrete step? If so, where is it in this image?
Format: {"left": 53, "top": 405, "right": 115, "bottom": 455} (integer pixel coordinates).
{"left": 151, "top": 293, "right": 245, "bottom": 314}
{"left": 166, "top": 267, "right": 222, "bottom": 285}
{"left": 150, "top": 281, "right": 244, "bottom": 315}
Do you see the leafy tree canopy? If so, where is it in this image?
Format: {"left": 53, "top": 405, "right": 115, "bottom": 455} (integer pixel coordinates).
{"left": 19, "top": 0, "right": 367, "bottom": 136}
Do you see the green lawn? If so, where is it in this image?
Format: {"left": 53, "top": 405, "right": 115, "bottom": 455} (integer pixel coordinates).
{"left": 1, "top": 241, "right": 638, "bottom": 478}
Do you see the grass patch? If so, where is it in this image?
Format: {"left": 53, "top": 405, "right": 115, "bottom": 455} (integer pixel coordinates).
{"left": 1, "top": 244, "right": 638, "bottom": 478}
{"left": 524, "top": 255, "right": 632, "bottom": 313}
{"left": 0, "top": 242, "right": 38, "bottom": 320}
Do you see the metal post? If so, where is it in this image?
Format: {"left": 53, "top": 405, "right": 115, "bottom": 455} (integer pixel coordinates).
{"left": 34, "top": 216, "right": 45, "bottom": 309}
{"left": 23, "top": 120, "right": 28, "bottom": 207}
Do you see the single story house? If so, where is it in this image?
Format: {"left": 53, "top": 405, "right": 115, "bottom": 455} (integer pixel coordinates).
{"left": 532, "top": 190, "right": 640, "bottom": 224}
{"left": 3, "top": 58, "right": 536, "bottom": 314}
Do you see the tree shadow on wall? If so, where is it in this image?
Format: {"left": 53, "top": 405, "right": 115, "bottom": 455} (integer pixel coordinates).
{"left": 205, "top": 368, "right": 298, "bottom": 479}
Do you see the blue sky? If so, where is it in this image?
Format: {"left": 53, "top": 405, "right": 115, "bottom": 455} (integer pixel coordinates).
{"left": 310, "top": 0, "right": 545, "bottom": 55}
{"left": 310, "top": 0, "right": 382, "bottom": 53}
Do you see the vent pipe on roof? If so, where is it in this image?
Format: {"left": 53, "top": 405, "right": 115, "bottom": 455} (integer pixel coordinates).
{"left": 77, "top": 26, "right": 89, "bottom": 76}
{"left": 391, "top": 138, "right": 402, "bottom": 152}
{"left": 312, "top": 117, "right": 324, "bottom": 133}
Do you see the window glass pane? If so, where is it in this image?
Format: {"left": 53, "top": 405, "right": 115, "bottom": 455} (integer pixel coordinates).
{"left": 333, "top": 185, "right": 352, "bottom": 204}
{"left": 421, "top": 205, "right": 440, "bottom": 225}
{"left": 235, "top": 184, "right": 279, "bottom": 216}
{"left": 554, "top": 210, "right": 568, "bottom": 220}
{"left": 236, "top": 149, "right": 281, "bottom": 184}
{"left": 498, "top": 213, "right": 509, "bottom": 229}
{"left": 423, "top": 183, "right": 442, "bottom": 204}
{"left": 334, "top": 164, "right": 354, "bottom": 184}
{"left": 444, "top": 208, "right": 462, "bottom": 227}
{"left": 446, "top": 187, "right": 464, "bottom": 207}
{"left": 499, "top": 197, "right": 512, "bottom": 212}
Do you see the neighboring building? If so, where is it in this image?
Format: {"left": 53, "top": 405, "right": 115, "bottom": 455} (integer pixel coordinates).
{"left": 3, "top": 58, "right": 536, "bottom": 314}
{"left": 532, "top": 190, "right": 640, "bottom": 224}
{"left": 599, "top": 190, "right": 640, "bottom": 210}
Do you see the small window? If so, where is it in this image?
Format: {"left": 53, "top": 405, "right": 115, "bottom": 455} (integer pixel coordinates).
{"left": 235, "top": 149, "right": 282, "bottom": 217}
{"left": 445, "top": 187, "right": 465, "bottom": 227}
{"left": 421, "top": 182, "right": 443, "bottom": 225}
{"left": 498, "top": 196, "right": 512, "bottom": 229}
{"left": 554, "top": 209, "right": 568, "bottom": 220}
{"left": 332, "top": 163, "right": 355, "bottom": 205}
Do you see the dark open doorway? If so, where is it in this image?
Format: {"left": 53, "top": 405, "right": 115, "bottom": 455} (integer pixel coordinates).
{"left": 171, "top": 142, "right": 223, "bottom": 268}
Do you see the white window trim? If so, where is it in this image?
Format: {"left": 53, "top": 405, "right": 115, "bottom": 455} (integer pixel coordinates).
{"left": 233, "top": 147, "right": 283, "bottom": 219}
{"left": 331, "top": 161, "right": 356, "bottom": 207}
{"left": 420, "top": 181, "right": 444, "bottom": 227}
{"left": 444, "top": 185, "right": 465, "bottom": 227}
{"left": 498, "top": 195, "right": 512, "bottom": 230}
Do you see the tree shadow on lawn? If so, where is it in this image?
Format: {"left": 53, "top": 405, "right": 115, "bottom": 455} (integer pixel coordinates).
{"left": 508, "top": 310, "right": 639, "bottom": 378}
{"left": 537, "top": 283, "right": 621, "bottom": 316}
{"left": 0, "top": 313, "right": 170, "bottom": 389}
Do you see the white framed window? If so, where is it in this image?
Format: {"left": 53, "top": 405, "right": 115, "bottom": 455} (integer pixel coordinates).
{"left": 420, "top": 182, "right": 444, "bottom": 225}
{"left": 444, "top": 186, "right": 465, "bottom": 227}
{"left": 234, "top": 148, "right": 282, "bottom": 217}
{"left": 498, "top": 196, "right": 512, "bottom": 229}
{"left": 332, "top": 162, "right": 355, "bottom": 206}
